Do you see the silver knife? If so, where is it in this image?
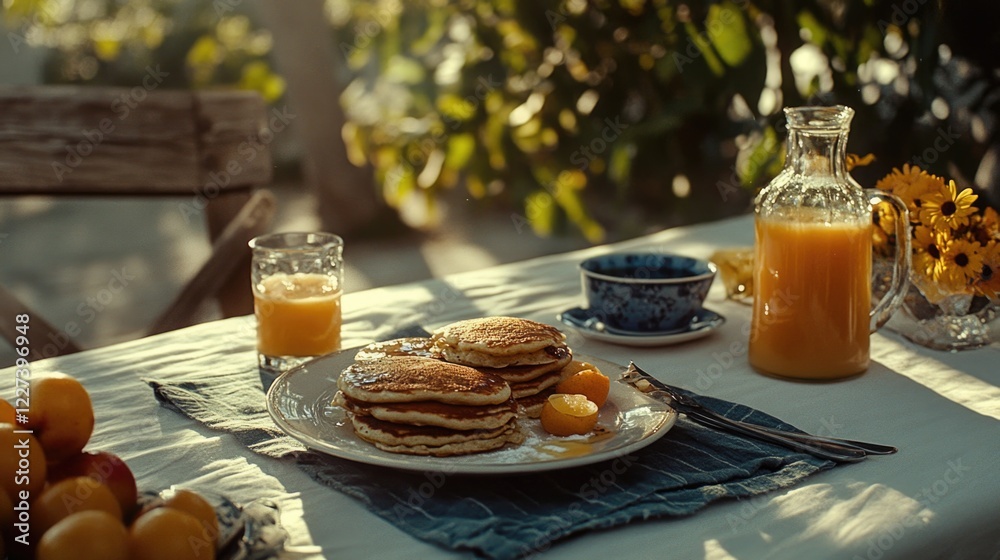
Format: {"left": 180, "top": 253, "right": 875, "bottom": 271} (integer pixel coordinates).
{"left": 622, "top": 363, "right": 898, "bottom": 463}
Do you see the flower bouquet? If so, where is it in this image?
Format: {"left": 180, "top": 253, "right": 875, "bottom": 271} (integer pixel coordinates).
{"left": 872, "top": 164, "right": 999, "bottom": 349}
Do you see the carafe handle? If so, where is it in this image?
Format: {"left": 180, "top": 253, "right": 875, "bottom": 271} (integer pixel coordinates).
{"left": 868, "top": 190, "right": 911, "bottom": 332}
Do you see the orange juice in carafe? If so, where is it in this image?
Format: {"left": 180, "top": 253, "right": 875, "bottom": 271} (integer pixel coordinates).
{"left": 748, "top": 105, "right": 910, "bottom": 380}
{"left": 749, "top": 210, "right": 872, "bottom": 379}
{"left": 254, "top": 272, "right": 342, "bottom": 357}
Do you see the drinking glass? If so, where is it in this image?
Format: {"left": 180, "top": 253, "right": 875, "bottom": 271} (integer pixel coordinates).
{"left": 709, "top": 247, "right": 754, "bottom": 303}
{"left": 250, "top": 232, "right": 344, "bottom": 374}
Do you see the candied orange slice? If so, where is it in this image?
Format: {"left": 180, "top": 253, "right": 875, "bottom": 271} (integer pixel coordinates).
{"left": 540, "top": 394, "right": 599, "bottom": 436}
{"left": 560, "top": 360, "right": 598, "bottom": 378}
{"left": 555, "top": 368, "right": 610, "bottom": 408}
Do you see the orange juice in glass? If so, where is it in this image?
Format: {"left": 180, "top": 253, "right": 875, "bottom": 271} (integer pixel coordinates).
{"left": 250, "top": 232, "right": 344, "bottom": 374}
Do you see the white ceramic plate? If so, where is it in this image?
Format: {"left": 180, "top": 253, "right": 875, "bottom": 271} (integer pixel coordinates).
{"left": 558, "top": 307, "right": 725, "bottom": 348}
{"left": 266, "top": 350, "right": 677, "bottom": 475}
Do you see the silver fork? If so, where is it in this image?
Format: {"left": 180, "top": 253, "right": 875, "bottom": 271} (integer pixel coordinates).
{"left": 622, "top": 363, "right": 897, "bottom": 463}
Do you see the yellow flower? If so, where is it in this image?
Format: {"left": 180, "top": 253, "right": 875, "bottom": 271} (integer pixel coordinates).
{"left": 875, "top": 164, "right": 941, "bottom": 217}
{"left": 911, "top": 225, "right": 946, "bottom": 283}
{"left": 875, "top": 163, "right": 922, "bottom": 193}
{"left": 874, "top": 164, "right": 997, "bottom": 298}
{"left": 970, "top": 206, "right": 1000, "bottom": 244}
{"left": 938, "top": 237, "right": 984, "bottom": 294}
{"left": 976, "top": 240, "right": 1000, "bottom": 300}
{"left": 846, "top": 153, "right": 875, "bottom": 171}
{"left": 983, "top": 206, "right": 1000, "bottom": 232}
{"left": 920, "top": 179, "right": 979, "bottom": 232}
{"left": 871, "top": 201, "right": 896, "bottom": 253}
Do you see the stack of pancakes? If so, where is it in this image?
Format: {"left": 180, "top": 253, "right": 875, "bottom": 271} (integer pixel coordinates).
{"left": 334, "top": 356, "right": 523, "bottom": 456}
{"left": 334, "top": 317, "right": 576, "bottom": 456}
{"left": 430, "top": 317, "right": 573, "bottom": 417}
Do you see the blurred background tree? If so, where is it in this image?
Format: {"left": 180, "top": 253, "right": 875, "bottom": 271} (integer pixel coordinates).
{"left": 2, "top": 0, "right": 285, "bottom": 100}
{"left": 332, "top": 0, "right": 999, "bottom": 240}
{"left": 3, "top": 0, "right": 998, "bottom": 242}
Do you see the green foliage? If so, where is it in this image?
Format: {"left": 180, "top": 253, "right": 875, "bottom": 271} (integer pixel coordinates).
{"left": 334, "top": 0, "right": 767, "bottom": 238}
{"left": 334, "top": 0, "right": 997, "bottom": 238}
{"left": 8, "top": 0, "right": 995, "bottom": 236}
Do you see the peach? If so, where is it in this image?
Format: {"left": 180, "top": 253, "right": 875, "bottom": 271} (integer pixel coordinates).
{"left": 162, "top": 489, "right": 220, "bottom": 546}
{"left": 33, "top": 476, "right": 122, "bottom": 534}
{"left": 0, "top": 422, "right": 47, "bottom": 500}
{"left": 49, "top": 451, "right": 138, "bottom": 517}
{"left": 0, "top": 398, "right": 15, "bottom": 424}
{"left": 27, "top": 374, "right": 95, "bottom": 462}
{"left": 130, "top": 507, "right": 217, "bottom": 560}
{"left": 36, "top": 510, "right": 129, "bottom": 560}
{"left": 0, "top": 488, "right": 12, "bottom": 535}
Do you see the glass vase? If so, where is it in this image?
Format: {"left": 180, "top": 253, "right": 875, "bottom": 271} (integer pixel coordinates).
{"left": 889, "top": 274, "right": 999, "bottom": 351}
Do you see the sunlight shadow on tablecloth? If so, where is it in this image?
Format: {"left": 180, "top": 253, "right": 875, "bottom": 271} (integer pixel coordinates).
{"left": 873, "top": 336, "right": 1000, "bottom": 420}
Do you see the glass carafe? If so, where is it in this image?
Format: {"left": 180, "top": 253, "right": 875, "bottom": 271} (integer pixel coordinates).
{"left": 749, "top": 106, "right": 910, "bottom": 380}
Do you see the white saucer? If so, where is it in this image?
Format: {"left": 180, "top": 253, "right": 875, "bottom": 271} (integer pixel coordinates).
{"left": 557, "top": 306, "right": 725, "bottom": 347}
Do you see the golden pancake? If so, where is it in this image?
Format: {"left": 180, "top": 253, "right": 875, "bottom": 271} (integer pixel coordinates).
{"left": 357, "top": 428, "right": 524, "bottom": 457}
{"left": 432, "top": 317, "right": 566, "bottom": 357}
{"left": 338, "top": 356, "right": 511, "bottom": 405}
{"left": 509, "top": 369, "right": 563, "bottom": 399}
{"left": 354, "top": 337, "right": 441, "bottom": 361}
{"left": 439, "top": 343, "right": 570, "bottom": 368}
{"left": 515, "top": 387, "right": 558, "bottom": 418}
{"left": 334, "top": 392, "right": 518, "bottom": 430}
{"left": 475, "top": 350, "right": 573, "bottom": 383}
{"left": 350, "top": 415, "right": 518, "bottom": 446}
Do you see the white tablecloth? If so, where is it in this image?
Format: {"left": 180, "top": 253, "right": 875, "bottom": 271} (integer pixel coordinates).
{"left": 4, "top": 214, "right": 999, "bottom": 559}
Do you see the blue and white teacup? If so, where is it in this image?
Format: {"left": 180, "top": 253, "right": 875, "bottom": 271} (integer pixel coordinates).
{"left": 579, "top": 253, "right": 717, "bottom": 332}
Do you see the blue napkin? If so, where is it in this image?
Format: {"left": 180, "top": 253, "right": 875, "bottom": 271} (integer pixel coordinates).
{"left": 145, "top": 330, "right": 836, "bottom": 560}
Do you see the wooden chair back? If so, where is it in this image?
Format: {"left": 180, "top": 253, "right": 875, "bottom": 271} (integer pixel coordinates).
{"left": 0, "top": 85, "right": 277, "bottom": 360}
